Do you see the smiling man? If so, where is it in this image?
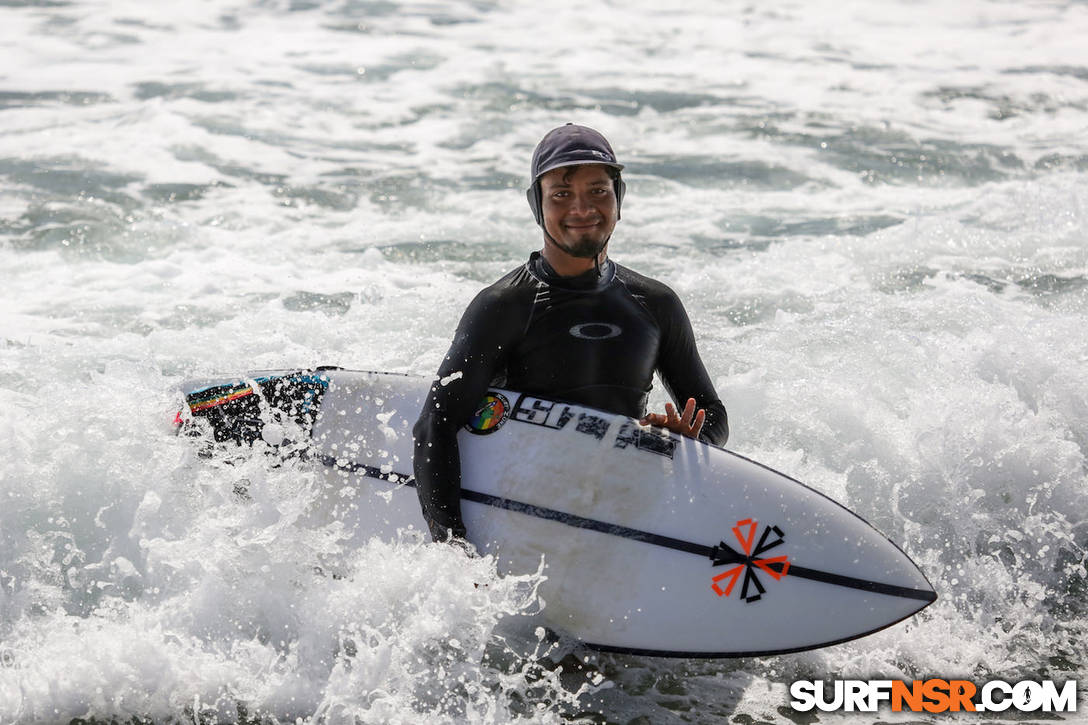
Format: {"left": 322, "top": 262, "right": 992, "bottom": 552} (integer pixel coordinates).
{"left": 413, "top": 123, "right": 729, "bottom": 543}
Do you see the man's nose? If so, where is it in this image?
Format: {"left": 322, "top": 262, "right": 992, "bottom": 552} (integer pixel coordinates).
{"left": 569, "top": 192, "right": 593, "bottom": 214}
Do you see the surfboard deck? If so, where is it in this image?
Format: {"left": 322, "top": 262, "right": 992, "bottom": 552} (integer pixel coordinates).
{"left": 177, "top": 367, "right": 936, "bottom": 658}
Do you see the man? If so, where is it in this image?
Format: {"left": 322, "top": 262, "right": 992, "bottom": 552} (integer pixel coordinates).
{"left": 413, "top": 123, "right": 728, "bottom": 542}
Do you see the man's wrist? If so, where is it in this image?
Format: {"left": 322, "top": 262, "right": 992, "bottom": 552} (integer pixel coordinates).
{"left": 427, "top": 516, "right": 467, "bottom": 543}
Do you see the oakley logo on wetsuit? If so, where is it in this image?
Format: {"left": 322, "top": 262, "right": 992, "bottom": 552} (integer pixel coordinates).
{"left": 569, "top": 323, "right": 623, "bottom": 340}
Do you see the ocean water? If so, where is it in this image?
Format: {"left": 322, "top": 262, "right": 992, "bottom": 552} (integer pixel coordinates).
{"left": 1, "top": 0, "right": 1086, "bottom": 722}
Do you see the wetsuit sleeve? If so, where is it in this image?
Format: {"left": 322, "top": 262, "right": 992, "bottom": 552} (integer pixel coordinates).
{"left": 655, "top": 291, "right": 729, "bottom": 446}
{"left": 412, "top": 286, "right": 519, "bottom": 542}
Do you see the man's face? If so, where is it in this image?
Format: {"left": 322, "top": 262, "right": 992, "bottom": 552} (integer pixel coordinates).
{"left": 539, "top": 164, "right": 619, "bottom": 258}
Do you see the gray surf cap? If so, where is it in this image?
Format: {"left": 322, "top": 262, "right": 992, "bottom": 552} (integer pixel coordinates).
{"left": 526, "top": 123, "right": 626, "bottom": 225}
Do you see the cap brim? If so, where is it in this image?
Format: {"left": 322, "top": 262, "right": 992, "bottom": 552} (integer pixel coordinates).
{"left": 532, "top": 159, "right": 624, "bottom": 183}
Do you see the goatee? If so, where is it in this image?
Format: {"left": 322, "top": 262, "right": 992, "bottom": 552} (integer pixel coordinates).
{"left": 558, "top": 235, "right": 608, "bottom": 259}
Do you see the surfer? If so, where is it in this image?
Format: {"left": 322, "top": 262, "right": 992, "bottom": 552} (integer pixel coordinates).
{"left": 413, "top": 123, "right": 729, "bottom": 543}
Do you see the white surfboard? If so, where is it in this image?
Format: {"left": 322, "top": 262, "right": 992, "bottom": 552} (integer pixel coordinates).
{"left": 179, "top": 368, "right": 936, "bottom": 658}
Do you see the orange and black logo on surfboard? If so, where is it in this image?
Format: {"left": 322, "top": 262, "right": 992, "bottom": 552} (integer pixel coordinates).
{"left": 466, "top": 392, "right": 510, "bottom": 435}
{"left": 711, "top": 519, "right": 790, "bottom": 603}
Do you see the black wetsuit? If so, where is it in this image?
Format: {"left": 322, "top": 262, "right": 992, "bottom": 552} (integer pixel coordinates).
{"left": 412, "top": 251, "right": 728, "bottom": 540}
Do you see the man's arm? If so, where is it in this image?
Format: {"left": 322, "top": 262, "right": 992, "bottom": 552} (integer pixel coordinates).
{"left": 652, "top": 290, "right": 729, "bottom": 446}
{"left": 412, "top": 287, "right": 515, "bottom": 542}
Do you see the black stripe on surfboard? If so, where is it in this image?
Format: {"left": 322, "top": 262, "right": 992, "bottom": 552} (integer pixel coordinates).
{"left": 321, "top": 456, "right": 936, "bottom": 604}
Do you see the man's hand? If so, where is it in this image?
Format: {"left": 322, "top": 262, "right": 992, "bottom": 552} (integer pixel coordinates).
{"left": 640, "top": 397, "right": 706, "bottom": 439}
